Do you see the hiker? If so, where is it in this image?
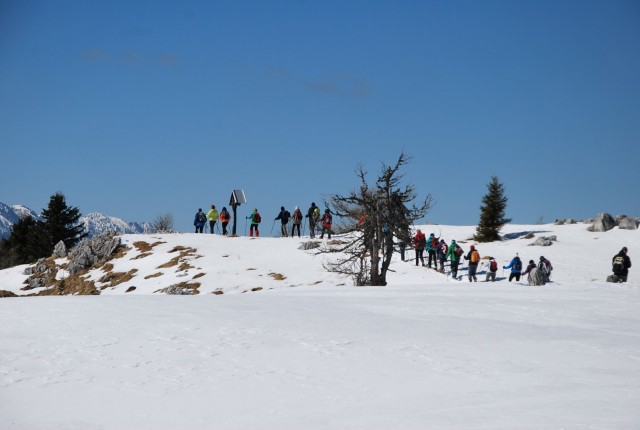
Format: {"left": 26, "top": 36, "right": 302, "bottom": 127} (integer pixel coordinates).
{"left": 194, "top": 208, "right": 206, "bottom": 233}
{"left": 504, "top": 254, "right": 523, "bottom": 282}
{"left": 426, "top": 233, "right": 438, "bottom": 269}
{"left": 275, "top": 206, "right": 290, "bottom": 237}
{"left": 485, "top": 257, "right": 498, "bottom": 282}
{"left": 464, "top": 245, "right": 480, "bottom": 282}
{"left": 320, "top": 209, "right": 332, "bottom": 239}
{"left": 290, "top": 206, "right": 303, "bottom": 238}
{"left": 538, "top": 256, "right": 553, "bottom": 282}
{"left": 206, "top": 204, "right": 219, "bottom": 234}
{"left": 611, "top": 247, "right": 631, "bottom": 282}
{"left": 247, "top": 208, "right": 261, "bottom": 237}
{"left": 219, "top": 207, "right": 231, "bottom": 235}
{"left": 412, "top": 229, "right": 426, "bottom": 266}
{"left": 446, "top": 239, "right": 463, "bottom": 279}
{"left": 522, "top": 260, "right": 537, "bottom": 277}
{"left": 437, "top": 239, "right": 448, "bottom": 273}
{"left": 305, "top": 202, "right": 319, "bottom": 239}
{"left": 398, "top": 240, "right": 407, "bottom": 261}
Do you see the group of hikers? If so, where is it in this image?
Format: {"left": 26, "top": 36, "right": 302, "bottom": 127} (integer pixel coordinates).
{"left": 408, "top": 229, "right": 631, "bottom": 285}
{"left": 193, "top": 202, "right": 334, "bottom": 239}
{"left": 193, "top": 207, "right": 631, "bottom": 284}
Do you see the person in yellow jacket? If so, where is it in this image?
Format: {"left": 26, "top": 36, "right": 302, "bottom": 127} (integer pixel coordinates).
{"left": 206, "top": 204, "right": 219, "bottom": 234}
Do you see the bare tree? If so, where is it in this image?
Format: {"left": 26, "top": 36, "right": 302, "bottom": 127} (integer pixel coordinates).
{"left": 321, "top": 153, "right": 433, "bottom": 286}
{"left": 149, "top": 213, "right": 175, "bottom": 233}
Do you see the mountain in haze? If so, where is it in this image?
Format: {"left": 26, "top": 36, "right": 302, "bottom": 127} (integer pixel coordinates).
{"left": 0, "top": 202, "right": 149, "bottom": 238}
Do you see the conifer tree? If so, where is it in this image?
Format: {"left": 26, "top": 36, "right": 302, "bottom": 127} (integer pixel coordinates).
{"left": 474, "top": 176, "right": 511, "bottom": 242}
{"left": 40, "top": 192, "right": 87, "bottom": 251}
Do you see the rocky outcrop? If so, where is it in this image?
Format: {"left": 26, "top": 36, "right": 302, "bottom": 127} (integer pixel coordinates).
{"left": 554, "top": 219, "right": 576, "bottom": 225}
{"left": 299, "top": 241, "right": 321, "bottom": 250}
{"left": 67, "top": 233, "right": 121, "bottom": 274}
{"left": 589, "top": 213, "right": 616, "bottom": 232}
{"left": 617, "top": 216, "right": 638, "bottom": 230}
{"left": 529, "top": 236, "right": 557, "bottom": 247}
{"left": 53, "top": 240, "right": 67, "bottom": 258}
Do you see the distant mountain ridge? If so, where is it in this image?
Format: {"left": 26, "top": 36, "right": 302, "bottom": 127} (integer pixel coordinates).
{"left": 0, "top": 202, "right": 149, "bottom": 238}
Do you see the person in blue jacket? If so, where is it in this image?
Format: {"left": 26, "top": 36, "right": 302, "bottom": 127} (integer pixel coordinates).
{"left": 503, "top": 254, "right": 523, "bottom": 282}
{"left": 194, "top": 208, "right": 206, "bottom": 233}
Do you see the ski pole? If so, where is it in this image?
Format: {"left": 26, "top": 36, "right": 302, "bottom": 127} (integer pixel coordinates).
{"left": 270, "top": 220, "right": 276, "bottom": 236}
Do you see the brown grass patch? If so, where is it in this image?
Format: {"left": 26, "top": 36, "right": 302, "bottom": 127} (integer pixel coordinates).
{"left": 312, "top": 280, "right": 323, "bottom": 285}
{"left": 38, "top": 275, "right": 98, "bottom": 296}
{"left": 133, "top": 241, "right": 153, "bottom": 252}
{"left": 145, "top": 272, "right": 163, "bottom": 279}
{"left": 98, "top": 269, "right": 138, "bottom": 289}
{"left": 105, "top": 245, "right": 130, "bottom": 262}
{"left": 177, "top": 262, "right": 194, "bottom": 271}
{"left": 132, "top": 252, "right": 153, "bottom": 260}
{"left": 0, "top": 290, "right": 17, "bottom": 298}
{"left": 247, "top": 268, "right": 257, "bottom": 271}
{"left": 125, "top": 286, "right": 136, "bottom": 293}
{"left": 192, "top": 273, "right": 205, "bottom": 279}
{"left": 251, "top": 287, "right": 263, "bottom": 292}
{"left": 154, "top": 282, "right": 201, "bottom": 295}
{"left": 523, "top": 233, "right": 535, "bottom": 239}
{"left": 269, "top": 272, "right": 286, "bottom": 281}
{"left": 102, "top": 263, "right": 114, "bottom": 272}
{"left": 212, "top": 290, "right": 224, "bottom": 295}
{"left": 169, "top": 246, "right": 194, "bottom": 253}
{"left": 157, "top": 255, "right": 181, "bottom": 269}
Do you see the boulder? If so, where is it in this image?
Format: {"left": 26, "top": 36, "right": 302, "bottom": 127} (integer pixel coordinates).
{"left": 23, "top": 258, "right": 49, "bottom": 276}
{"left": 617, "top": 216, "right": 638, "bottom": 230}
{"left": 53, "top": 240, "right": 67, "bottom": 258}
{"left": 529, "top": 236, "right": 557, "bottom": 247}
{"left": 590, "top": 213, "right": 616, "bottom": 232}
{"left": 67, "top": 233, "right": 121, "bottom": 274}
{"left": 298, "top": 241, "right": 321, "bottom": 250}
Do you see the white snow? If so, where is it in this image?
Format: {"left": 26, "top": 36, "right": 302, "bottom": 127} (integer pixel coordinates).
{"left": 1, "top": 223, "right": 639, "bottom": 429}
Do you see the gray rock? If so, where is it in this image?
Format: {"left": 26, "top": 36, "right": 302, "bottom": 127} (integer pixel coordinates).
{"left": 298, "top": 241, "right": 321, "bottom": 250}
{"left": 23, "top": 258, "right": 48, "bottom": 276}
{"left": 618, "top": 216, "right": 638, "bottom": 230}
{"left": 67, "top": 233, "right": 121, "bottom": 274}
{"left": 590, "top": 213, "right": 616, "bottom": 232}
{"left": 529, "top": 236, "right": 557, "bottom": 247}
{"left": 159, "top": 284, "right": 195, "bottom": 295}
{"left": 53, "top": 240, "right": 67, "bottom": 258}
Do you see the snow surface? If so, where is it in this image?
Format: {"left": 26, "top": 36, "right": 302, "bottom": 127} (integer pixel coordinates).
{"left": 1, "top": 223, "right": 639, "bottom": 429}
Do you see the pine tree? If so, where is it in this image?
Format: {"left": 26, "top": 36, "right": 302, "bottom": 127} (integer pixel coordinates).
{"left": 40, "top": 192, "right": 87, "bottom": 252}
{"left": 474, "top": 176, "right": 511, "bottom": 242}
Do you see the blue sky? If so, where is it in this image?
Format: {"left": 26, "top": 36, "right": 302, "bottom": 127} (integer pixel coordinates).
{"left": 1, "top": 0, "right": 639, "bottom": 233}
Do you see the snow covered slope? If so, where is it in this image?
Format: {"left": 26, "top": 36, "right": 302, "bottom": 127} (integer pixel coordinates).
{"left": 1, "top": 223, "right": 639, "bottom": 429}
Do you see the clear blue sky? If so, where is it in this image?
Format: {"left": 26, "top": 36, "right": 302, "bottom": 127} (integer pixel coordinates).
{"left": 2, "top": 0, "right": 639, "bottom": 233}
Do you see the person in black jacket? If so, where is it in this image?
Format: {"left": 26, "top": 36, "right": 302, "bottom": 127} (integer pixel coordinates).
{"left": 305, "top": 202, "right": 319, "bottom": 239}
{"left": 275, "top": 206, "right": 290, "bottom": 237}
{"left": 612, "top": 247, "right": 632, "bottom": 282}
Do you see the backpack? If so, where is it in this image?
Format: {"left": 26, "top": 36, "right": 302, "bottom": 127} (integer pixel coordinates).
{"left": 612, "top": 255, "right": 625, "bottom": 274}
{"left": 514, "top": 258, "right": 522, "bottom": 272}
{"left": 440, "top": 243, "right": 448, "bottom": 255}
{"left": 454, "top": 245, "right": 463, "bottom": 257}
{"left": 314, "top": 207, "right": 320, "bottom": 218}
{"left": 470, "top": 250, "right": 480, "bottom": 263}
{"left": 489, "top": 260, "right": 498, "bottom": 272}
{"left": 431, "top": 237, "right": 439, "bottom": 249}
{"left": 253, "top": 212, "right": 261, "bottom": 223}
{"left": 197, "top": 212, "right": 206, "bottom": 223}
{"left": 222, "top": 211, "right": 230, "bottom": 221}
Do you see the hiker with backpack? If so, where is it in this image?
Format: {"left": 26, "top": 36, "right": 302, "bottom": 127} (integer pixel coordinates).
{"left": 320, "top": 209, "right": 332, "bottom": 239}
{"left": 275, "top": 206, "right": 291, "bottom": 237}
{"left": 485, "top": 257, "right": 498, "bottom": 282}
{"left": 194, "top": 208, "right": 206, "bottom": 233}
{"left": 446, "top": 239, "right": 463, "bottom": 279}
{"left": 522, "top": 260, "right": 537, "bottom": 277}
{"left": 437, "top": 239, "right": 448, "bottom": 273}
{"left": 219, "top": 207, "right": 231, "bottom": 235}
{"left": 290, "top": 206, "right": 303, "bottom": 238}
{"left": 504, "top": 254, "right": 523, "bottom": 282}
{"left": 426, "top": 233, "right": 438, "bottom": 269}
{"left": 206, "top": 205, "right": 219, "bottom": 234}
{"left": 247, "top": 208, "right": 261, "bottom": 237}
{"left": 412, "top": 229, "right": 427, "bottom": 266}
{"left": 538, "top": 256, "right": 553, "bottom": 282}
{"left": 610, "top": 247, "right": 631, "bottom": 282}
{"left": 464, "top": 245, "right": 480, "bottom": 282}
{"left": 305, "top": 202, "right": 320, "bottom": 239}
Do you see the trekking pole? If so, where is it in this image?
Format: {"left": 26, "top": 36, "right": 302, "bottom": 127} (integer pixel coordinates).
{"left": 270, "top": 220, "right": 276, "bottom": 236}
{"left": 216, "top": 223, "right": 221, "bottom": 234}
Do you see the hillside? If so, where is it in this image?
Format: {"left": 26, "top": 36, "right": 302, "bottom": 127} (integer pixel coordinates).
{"left": 1, "top": 222, "right": 637, "bottom": 296}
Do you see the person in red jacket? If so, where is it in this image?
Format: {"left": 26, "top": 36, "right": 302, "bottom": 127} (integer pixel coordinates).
{"left": 320, "top": 209, "right": 332, "bottom": 239}
{"left": 412, "top": 229, "right": 426, "bottom": 266}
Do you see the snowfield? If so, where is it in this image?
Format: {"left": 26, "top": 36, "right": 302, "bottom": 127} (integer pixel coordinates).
{"left": 1, "top": 223, "right": 639, "bottom": 429}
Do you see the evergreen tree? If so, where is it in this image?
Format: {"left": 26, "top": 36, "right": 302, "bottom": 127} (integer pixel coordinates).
{"left": 40, "top": 192, "right": 87, "bottom": 251}
{"left": 474, "top": 176, "right": 511, "bottom": 242}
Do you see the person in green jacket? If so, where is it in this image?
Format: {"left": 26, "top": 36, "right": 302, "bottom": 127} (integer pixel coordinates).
{"left": 446, "top": 239, "right": 463, "bottom": 279}
{"left": 206, "top": 204, "right": 219, "bottom": 234}
{"left": 246, "top": 208, "right": 261, "bottom": 237}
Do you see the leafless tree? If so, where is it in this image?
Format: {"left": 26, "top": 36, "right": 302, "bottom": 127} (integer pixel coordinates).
{"left": 149, "top": 213, "right": 175, "bottom": 233}
{"left": 321, "top": 153, "right": 433, "bottom": 286}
